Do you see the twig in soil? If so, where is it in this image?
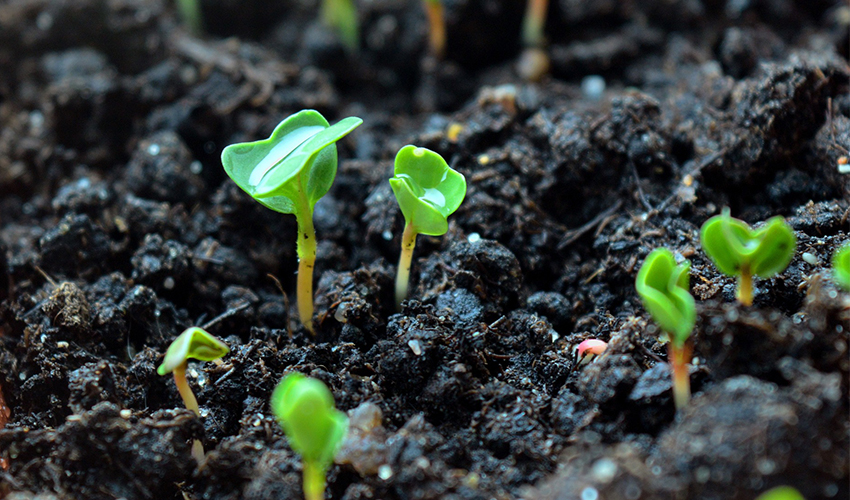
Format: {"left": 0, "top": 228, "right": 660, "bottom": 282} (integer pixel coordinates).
{"left": 557, "top": 200, "right": 623, "bottom": 250}
{"left": 201, "top": 302, "right": 251, "bottom": 331}
{"left": 630, "top": 160, "right": 654, "bottom": 212}
{"left": 267, "top": 274, "right": 292, "bottom": 339}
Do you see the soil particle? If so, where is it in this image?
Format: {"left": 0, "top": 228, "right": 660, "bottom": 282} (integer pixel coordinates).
{"left": 125, "top": 131, "right": 206, "bottom": 203}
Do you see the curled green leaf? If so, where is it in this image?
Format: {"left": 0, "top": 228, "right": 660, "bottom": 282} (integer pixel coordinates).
{"left": 389, "top": 145, "right": 466, "bottom": 236}
{"left": 635, "top": 248, "right": 695, "bottom": 346}
{"left": 157, "top": 327, "right": 229, "bottom": 376}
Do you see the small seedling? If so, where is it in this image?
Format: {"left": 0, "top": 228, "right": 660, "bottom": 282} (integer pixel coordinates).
{"left": 222, "top": 110, "right": 362, "bottom": 334}
{"left": 423, "top": 0, "right": 446, "bottom": 58}
{"left": 700, "top": 208, "right": 796, "bottom": 306}
{"left": 321, "top": 0, "right": 359, "bottom": 52}
{"left": 389, "top": 145, "right": 466, "bottom": 310}
{"left": 574, "top": 338, "right": 607, "bottom": 366}
{"left": 157, "top": 326, "right": 229, "bottom": 462}
{"left": 176, "top": 0, "right": 203, "bottom": 36}
{"left": 755, "top": 486, "right": 805, "bottom": 500}
{"left": 271, "top": 373, "right": 348, "bottom": 500}
{"left": 831, "top": 243, "right": 850, "bottom": 291}
{"left": 521, "top": 0, "right": 548, "bottom": 48}
{"left": 636, "top": 248, "right": 695, "bottom": 410}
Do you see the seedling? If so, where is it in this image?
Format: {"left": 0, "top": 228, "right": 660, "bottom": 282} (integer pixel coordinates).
{"left": 157, "top": 326, "right": 229, "bottom": 462}
{"left": 176, "top": 0, "right": 203, "bottom": 36}
{"left": 423, "top": 0, "right": 446, "bottom": 58}
{"left": 389, "top": 145, "right": 466, "bottom": 310}
{"left": 831, "top": 243, "right": 850, "bottom": 291}
{"left": 755, "top": 486, "right": 805, "bottom": 500}
{"left": 574, "top": 338, "right": 607, "bottom": 366}
{"left": 700, "top": 208, "right": 796, "bottom": 306}
{"left": 321, "top": 0, "right": 359, "bottom": 52}
{"left": 636, "top": 248, "right": 695, "bottom": 410}
{"left": 521, "top": 0, "right": 548, "bottom": 48}
{"left": 222, "top": 110, "right": 362, "bottom": 334}
{"left": 271, "top": 373, "right": 348, "bottom": 500}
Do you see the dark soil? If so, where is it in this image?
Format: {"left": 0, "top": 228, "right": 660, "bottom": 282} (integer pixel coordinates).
{"left": 1, "top": 1, "right": 849, "bottom": 499}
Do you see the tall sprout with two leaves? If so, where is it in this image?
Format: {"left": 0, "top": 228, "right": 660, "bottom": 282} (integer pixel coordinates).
{"left": 390, "top": 146, "right": 466, "bottom": 310}
{"left": 222, "top": 110, "right": 362, "bottom": 334}
{"left": 636, "top": 248, "right": 696, "bottom": 410}
{"left": 700, "top": 209, "right": 796, "bottom": 306}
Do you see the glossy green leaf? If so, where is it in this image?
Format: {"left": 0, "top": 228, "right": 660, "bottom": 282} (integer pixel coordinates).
{"left": 221, "top": 110, "right": 362, "bottom": 215}
{"left": 390, "top": 145, "right": 466, "bottom": 236}
{"left": 635, "top": 248, "right": 695, "bottom": 345}
{"left": 271, "top": 373, "right": 348, "bottom": 466}
{"left": 700, "top": 209, "right": 796, "bottom": 279}
{"left": 754, "top": 486, "right": 805, "bottom": 500}
{"left": 832, "top": 243, "right": 850, "bottom": 291}
{"left": 157, "top": 327, "right": 229, "bottom": 376}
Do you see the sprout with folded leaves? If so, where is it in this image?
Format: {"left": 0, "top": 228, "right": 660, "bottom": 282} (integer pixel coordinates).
{"left": 271, "top": 373, "right": 348, "bottom": 500}
{"left": 222, "top": 110, "right": 362, "bottom": 334}
{"left": 831, "top": 243, "right": 850, "bottom": 292}
{"left": 574, "top": 338, "right": 607, "bottom": 367}
{"left": 389, "top": 145, "right": 466, "bottom": 310}
{"left": 157, "top": 326, "right": 229, "bottom": 462}
{"left": 635, "top": 248, "right": 695, "bottom": 410}
{"left": 700, "top": 208, "right": 796, "bottom": 306}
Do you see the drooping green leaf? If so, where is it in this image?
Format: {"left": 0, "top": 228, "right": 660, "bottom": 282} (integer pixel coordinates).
{"left": 221, "top": 110, "right": 362, "bottom": 214}
{"left": 271, "top": 373, "right": 348, "bottom": 466}
{"left": 157, "top": 327, "right": 229, "bottom": 376}
{"left": 635, "top": 248, "right": 695, "bottom": 345}
{"left": 700, "top": 209, "right": 796, "bottom": 279}
{"left": 832, "top": 243, "right": 850, "bottom": 291}
{"left": 390, "top": 145, "right": 466, "bottom": 236}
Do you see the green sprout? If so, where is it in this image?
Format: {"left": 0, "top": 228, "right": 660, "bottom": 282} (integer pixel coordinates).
{"left": 176, "top": 0, "right": 203, "bottom": 36}
{"left": 521, "top": 0, "right": 548, "bottom": 48}
{"left": 755, "top": 486, "right": 805, "bottom": 500}
{"left": 831, "top": 243, "right": 850, "bottom": 291}
{"left": 321, "top": 0, "right": 359, "bottom": 53}
{"left": 222, "top": 110, "right": 362, "bottom": 334}
{"left": 700, "top": 208, "right": 796, "bottom": 306}
{"left": 635, "top": 248, "right": 695, "bottom": 410}
{"left": 423, "top": 0, "right": 446, "bottom": 58}
{"left": 389, "top": 145, "right": 466, "bottom": 310}
{"left": 157, "top": 326, "right": 229, "bottom": 462}
{"left": 271, "top": 373, "right": 348, "bottom": 500}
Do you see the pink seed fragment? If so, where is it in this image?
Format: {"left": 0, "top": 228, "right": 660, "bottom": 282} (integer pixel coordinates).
{"left": 576, "top": 339, "right": 608, "bottom": 359}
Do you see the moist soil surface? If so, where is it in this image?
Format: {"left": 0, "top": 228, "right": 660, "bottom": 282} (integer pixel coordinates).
{"left": 0, "top": 1, "right": 849, "bottom": 499}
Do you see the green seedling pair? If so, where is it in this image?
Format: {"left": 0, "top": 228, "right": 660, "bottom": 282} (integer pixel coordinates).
{"left": 271, "top": 373, "right": 347, "bottom": 500}
{"left": 700, "top": 208, "right": 796, "bottom": 306}
{"left": 157, "top": 327, "right": 229, "bottom": 462}
{"left": 223, "top": 110, "right": 466, "bottom": 332}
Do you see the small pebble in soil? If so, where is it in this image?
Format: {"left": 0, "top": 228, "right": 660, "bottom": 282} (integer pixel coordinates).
{"left": 467, "top": 232, "right": 481, "bottom": 243}
{"left": 581, "top": 75, "right": 606, "bottom": 100}
{"left": 801, "top": 252, "right": 818, "bottom": 265}
{"left": 378, "top": 465, "right": 393, "bottom": 480}
{"left": 580, "top": 486, "right": 599, "bottom": 500}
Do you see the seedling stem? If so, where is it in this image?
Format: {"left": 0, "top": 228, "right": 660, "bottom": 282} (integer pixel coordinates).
{"left": 303, "top": 461, "right": 325, "bottom": 500}
{"left": 423, "top": 0, "right": 446, "bottom": 58}
{"left": 172, "top": 363, "right": 206, "bottom": 462}
{"left": 737, "top": 267, "right": 753, "bottom": 306}
{"left": 522, "top": 0, "right": 548, "bottom": 48}
{"left": 395, "top": 223, "right": 417, "bottom": 310}
{"left": 669, "top": 340, "right": 692, "bottom": 411}
{"left": 295, "top": 196, "right": 318, "bottom": 334}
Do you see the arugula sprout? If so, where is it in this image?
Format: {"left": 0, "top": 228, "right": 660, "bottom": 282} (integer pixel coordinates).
{"left": 831, "top": 243, "right": 850, "bottom": 291}
{"left": 423, "top": 0, "right": 446, "bottom": 58}
{"left": 389, "top": 145, "right": 466, "bottom": 310}
{"left": 222, "top": 110, "right": 362, "bottom": 334}
{"left": 636, "top": 248, "right": 695, "bottom": 410}
{"left": 322, "top": 0, "right": 359, "bottom": 52}
{"left": 157, "top": 326, "right": 229, "bottom": 462}
{"left": 700, "top": 208, "right": 796, "bottom": 306}
{"left": 271, "top": 373, "right": 348, "bottom": 500}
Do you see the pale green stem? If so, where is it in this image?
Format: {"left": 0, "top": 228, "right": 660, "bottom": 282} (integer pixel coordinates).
{"left": 303, "top": 460, "right": 326, "bottom": 500}
{"left": 669, "top": 341, "right": 691, "bottom": 411}
{"left": 423, "top": 0, "right": 446, "bottom": 58}
{"left": 173, "top": 363, "right": 205, "bottom": 463}
{"left": 521, "top": 0, "right": 549, "bottom": 47}
{"left": 395, "top": 223, "right": 418, "bottom": 311}
{"left": 737, "top": 269, "right": 753, "bottom": 306}
{"left": 295, "top": 208, "right": 318, "bottom": 335}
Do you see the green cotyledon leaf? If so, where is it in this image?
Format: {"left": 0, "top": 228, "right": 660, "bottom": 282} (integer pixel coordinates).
{"left": 390, "top": 145, "right": 466, "bottom": 236}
